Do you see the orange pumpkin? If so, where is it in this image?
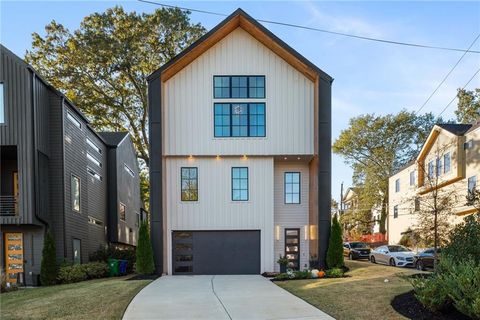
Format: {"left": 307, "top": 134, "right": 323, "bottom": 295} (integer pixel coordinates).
{"left": 318, "top": 271, "right": 326, "bottom": 278}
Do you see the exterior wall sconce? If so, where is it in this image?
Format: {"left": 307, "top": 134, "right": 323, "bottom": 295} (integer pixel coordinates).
{"left": 275, "top": 225, "right": 280, "bottom": 241}
{"left": 304, "top": 225, "right": 309, "bottom": 240}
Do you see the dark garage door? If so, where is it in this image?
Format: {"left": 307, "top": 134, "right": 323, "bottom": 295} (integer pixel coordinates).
{"left": 172, "top": 230, "right": 260, "bottom": 275}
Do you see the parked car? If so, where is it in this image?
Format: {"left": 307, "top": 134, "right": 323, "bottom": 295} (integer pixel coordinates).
{"left": 343, "top": 242, "right": 371, "bottom": 260}
{"left": 369, "top": 245, "right": 415, "bottom": 267}
{"left": 414, "top": 248, "right": 441, "bottom": 270}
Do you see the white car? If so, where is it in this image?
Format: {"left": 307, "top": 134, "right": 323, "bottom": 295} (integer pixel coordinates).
{"left": 369, "top": 245, "right": 415, "bottom": 267}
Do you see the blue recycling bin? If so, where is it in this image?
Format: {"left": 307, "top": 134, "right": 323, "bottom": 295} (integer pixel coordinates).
{"left": 119, "top": 260, "right": 128, "bottom": 275}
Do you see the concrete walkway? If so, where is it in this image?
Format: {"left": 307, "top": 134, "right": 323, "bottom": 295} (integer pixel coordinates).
{"left": 123, "top": 275, "right": 334, "bottom": 320}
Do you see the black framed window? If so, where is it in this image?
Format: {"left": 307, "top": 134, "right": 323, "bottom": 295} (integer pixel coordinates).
{"left": 232, "top": 167, "right": 248, "bottom": 201}
{"left": 213, "top": 76, "right": 265, "bottom": 99}
{"left": 71, "top": 175, "right": 81, "bottom": 212}
{"left": 73, "top": 239, "right": 81, "bottom": 265}
{"left": 214, "top": 103, "right": 265, "bottom": 137}
{"left": 285, "top": 172, "right": 300, "bottom": 204}
{"left": 395, "top": 179, "right": 400, "bottom": 192}
{"left": 393, "top": 205, "right": 398, "bottom": 218}
{"left": 409, "top": 171, "right": 416, "bottom": 186}
{"left": 181, "top": 167, "right": 198, "bottom": 201}
{"left": 119, "top": 203, "right": 126, "bottom": 221}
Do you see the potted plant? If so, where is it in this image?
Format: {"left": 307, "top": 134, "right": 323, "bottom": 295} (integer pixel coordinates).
{"left": 277, "top": 255, "right": 288, "bottom": 273}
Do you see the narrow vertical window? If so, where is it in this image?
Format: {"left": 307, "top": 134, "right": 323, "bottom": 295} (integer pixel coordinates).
{"left": 395, "top": 179, "right": 400, "bottom": 193}
{"left": 249, "top": 103, "right": 265, "bottom": 137}
{"left": 436, "top": 158, "right": 443, "bottom": 176}
{"left": 0, "top": 83, "right": 4, "bottom": 123}
{"left": 119, "top": 203, "right": 126, "bottom": 221}
{"left": 285, "top": 172, "right": 300, "bottom": 204}
{"left": 231, "top": 104, "right": 248, "bottom": 137}
{"left": 409, "top": 171, "right": 416, "bottom": 186}
{"left": 181, "top": 167, "right": 198, "bottom": 201}
{"left": 232, "top": 167, "right": 248, "bottom": 201}
{"left": 72, "top": 239, "right": 81, "bottom": 265}
{"left": 443, "top": 153, "right": 451, "bottom": 173}
{"left": 393, "top": 205, "right": 398, "bottom": 218}
{"left": 214, "top": 103, "right": 231, "bottom": 137}
{"left": 71, "top": 175, "right": 81, "bottom": 212}
{"left": 468, "top": 176, "right": 477, "bottom": 195}
{"left": 428, "top": 161, "right": 434, "bottom": 179}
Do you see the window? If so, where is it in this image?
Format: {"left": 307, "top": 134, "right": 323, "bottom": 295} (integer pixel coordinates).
{"left": 136, "top": 212, "right": 140, "bottom": 227}
{"left": 285, "top": 172, "right": 300, "bottom": 204}
{"left": 213, "top": 76, "right": 265, "bottom": 99}
{"left": 444, "top": 153, "right": 451, "bottom": 173}
{"left": 436, "top": 157, "right": 443, "bottom": 176}
{"left": 232, "top": 167, "right": 248, "bottom": 201}
{"left": 464, "top": 140, "right": 474, "bottom": 149}
{"left": 414, "top": 197, "right": 420, "bottom": 211}
{"left": 88, "top": 216, "right": 103, "bottom": 226}
{"left": 428, "top": 161, "right": 434, "bottom": 179}
{"left": 468, "top": 176, "right": 477, "bottom": 195}
{"left": 87, "top": 167, "right": 102, "bottom": 181}
{"left": 214, "top": 103, "right": 265, "bottom": 137}
{"left": 87, "top": 152, "right": 101, "bottom": 167}
{"left": 71, "top": 175, "right": 81, "bottom": 212}
{"left": 181, "top": 167, "right": 198, "bottom": 201}
{"left": 86, "top": 138, "right": 101, "bottom": 154}
{"left": 119, "top": 203, "right": 126, "bottom": 221}
{"left": 72, "top": 239, "right": 81, "bottom": 265}
{"left": 124, "top": 164, "right": 135, "bottom": 177}
{"left": 67, "top": 111, "right": 81, "bottom": 128}
{"left": 409, "top": 171, "right": 416, "bottom": 186}
{"left": 395, "top": 179, "right": 400, "bottom": 192}
{"left": 0, "top": 83, "right": 4, "bottom": 123}
{"left": 393, "top": 205, "right": 398, "bottom": 218}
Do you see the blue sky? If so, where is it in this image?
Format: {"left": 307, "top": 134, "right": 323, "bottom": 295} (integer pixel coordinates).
{"left": 1, "top": 1, "right": 479, "bottom": 202}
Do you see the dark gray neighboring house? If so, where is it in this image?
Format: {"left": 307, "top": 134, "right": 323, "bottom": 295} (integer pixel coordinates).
{"left": 0, "top": 45, "right": 142, "bottom": 286}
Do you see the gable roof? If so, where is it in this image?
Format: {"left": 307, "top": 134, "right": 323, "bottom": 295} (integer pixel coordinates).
{"left": 98, "top": 132, "right": 129, "bottom": 147}
{"left": 436, "top": 123, "right": 472, "bottom": 136}
{"left": 147, "top": 8, "right": 332, "bottom": 83}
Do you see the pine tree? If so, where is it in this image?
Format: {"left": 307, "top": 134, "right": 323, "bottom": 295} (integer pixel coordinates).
{"left": 40, "top": 230, "right": 57, "bottom": 285}
{"left": 326, "top": 214, "right": 344, "bottom": 269}
{"left": 136, "top": 221, "right": 155, "bottom": 275}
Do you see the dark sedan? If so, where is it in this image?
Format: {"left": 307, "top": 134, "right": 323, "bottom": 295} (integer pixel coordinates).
{"left": 414, "top": 248, "right": 441, "bottom": 270}
{"left": 343, "top": 242, "right": 371, "bottom": 260}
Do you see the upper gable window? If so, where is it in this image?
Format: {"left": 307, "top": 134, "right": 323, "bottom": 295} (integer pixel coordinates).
{"left": 213, "top": 76, "right": 265, "bottom": 99}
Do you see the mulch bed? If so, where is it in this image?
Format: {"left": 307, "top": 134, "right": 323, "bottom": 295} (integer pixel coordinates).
{"left": 126, "top": 274, "right": 160, "bottom": 281}
{"left": 391, "top": 290, "right": 472, "bottom": 320}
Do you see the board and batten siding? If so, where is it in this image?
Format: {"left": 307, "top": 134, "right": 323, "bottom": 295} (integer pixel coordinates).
{"left": 274, "top": 162, "right": 310, "bottom": 271}
{"left": 165, "top": 156, "right": 274, "bottom": 274}
{"left": 163, "top": 28, "right": 315, "bottom": 156}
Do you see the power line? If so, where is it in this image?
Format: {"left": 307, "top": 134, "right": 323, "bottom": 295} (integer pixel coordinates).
{"left": 437, "top": 67, "right": 480, "bottom": 117}
{"left": 415, "top": 34, "right": 480, "bottom": 114}
{"left": 138, "top": 0, "right": 480, "bottom": 54}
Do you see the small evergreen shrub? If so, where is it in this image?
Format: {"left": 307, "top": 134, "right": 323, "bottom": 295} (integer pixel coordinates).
{"left": 326, "top": 214, "right": 344, "bottom": 268}
{"left": 326, "top": 268, "right": 344, "bottom": 278}
{"left": 443, "top": 214, "right": 480, "bottom": 264}
{"left": 57, "top": 264, "right": 88, "bottom": 284}
{"left": 40, "top": 230, "right": 57, "bottom": 286}
{"left": 411, "top": 274, "right": 450, "bottom": 312}
{"left": 293, "top": 270, "right": 311, "bottom": 279}
{"left": 135, "top": 221, "right": 155, "bottom": 275}
{"left": 82, "top": 262, "right": 108, "bottom": 279}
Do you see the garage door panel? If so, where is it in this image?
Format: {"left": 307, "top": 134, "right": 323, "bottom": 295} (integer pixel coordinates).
{"left": 172, "top": 231, "right": 260, "bottom": 275}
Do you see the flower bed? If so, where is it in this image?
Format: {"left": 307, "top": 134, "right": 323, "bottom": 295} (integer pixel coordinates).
{"left": 271, "top": 267, "right": 348, "bottom": 281}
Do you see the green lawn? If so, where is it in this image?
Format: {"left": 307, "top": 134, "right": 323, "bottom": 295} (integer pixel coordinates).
{"left": 0, "top": 276, "right": 152, "bottom": 320}
{"left": 276, "top": 260, "right": 423, "bottom": 320}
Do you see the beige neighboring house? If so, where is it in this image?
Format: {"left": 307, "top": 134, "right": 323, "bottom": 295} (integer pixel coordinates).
{"left": 388, "top": 122, "right": 480, "bottom": 244}
{"left": 341, "top": 187, "right": 382, "bottom": 236}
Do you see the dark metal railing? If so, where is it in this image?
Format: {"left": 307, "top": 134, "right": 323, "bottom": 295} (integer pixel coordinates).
{"left": 0, "top": 196, "right": 18, "bottom": 216}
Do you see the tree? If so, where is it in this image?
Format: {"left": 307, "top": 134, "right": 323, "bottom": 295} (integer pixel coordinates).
{"left": 25, "top": 6, "right": 206, "bottom": 205}
{"left": 455, "top": 88, "right": 480, "bottom": 124}
{"left": 333, "top": 111, "right": 440, "bottom": 234}
{"left": 136, "top": 221, "right": 155, "bottom": 275}
{"left": 326, "top": 214, "right": 344, "bottom": 268}
{"left": 466, "top": 187, "right": 480, "bottom": 213}
{"left": 40, "top": 230, "right": 57, "bottom": 286}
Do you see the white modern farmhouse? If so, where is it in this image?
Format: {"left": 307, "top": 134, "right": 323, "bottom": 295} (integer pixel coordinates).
{"left": 148, "top": 9, "right": 333, "bottom": 275}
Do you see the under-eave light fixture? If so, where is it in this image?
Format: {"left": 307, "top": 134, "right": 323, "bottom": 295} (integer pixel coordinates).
{"left": 275, "top": 225, "right": 280, "bottom": 241}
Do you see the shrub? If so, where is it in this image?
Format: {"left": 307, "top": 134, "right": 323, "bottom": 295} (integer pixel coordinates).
{"left": 82, "top": 262, "right": 108, "bottom": 279}
{"left": 411, "top": 274, "right": 450, "bottom": 312}
{"left": 326, "top": 268, "right": 344, "bottom": 278}
{"left": 136, "top": 221, "right": 155, "bottom": 275}
{"left": 274, "top": 273, "right": 289, "bottom": 281}
{"left": 90, "top": 245, "right": 136, "bottom": 273}
{"left": 57, "top": 264, "right": 88, "bottom": 284}
{"left": 40, "top": 230, "right": 57, "bottom": 286}
{"left": 293, "top": 270, "right": 311, "bottom": 279}
{"left": 326, "top": 214, "right": 344, "bottom": 268}
{"left": 443, "top": 214, "right": 480, "bottom": 264}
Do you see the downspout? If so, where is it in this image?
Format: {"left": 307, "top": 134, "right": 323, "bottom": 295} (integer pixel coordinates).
{"left": 31, "top": 72, "right": 49, "bottom": 228}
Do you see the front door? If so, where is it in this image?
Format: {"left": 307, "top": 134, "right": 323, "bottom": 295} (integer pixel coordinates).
{"left": 285, "top": 229, "right": 300, "bottom": 270}
{"left": 4, "top": 233, "right": 24, "bottom": 284}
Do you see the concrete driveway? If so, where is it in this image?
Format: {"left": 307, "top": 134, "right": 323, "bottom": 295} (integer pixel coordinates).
{"left": 123, "top": 275, "right": 334, "bottom": 320}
